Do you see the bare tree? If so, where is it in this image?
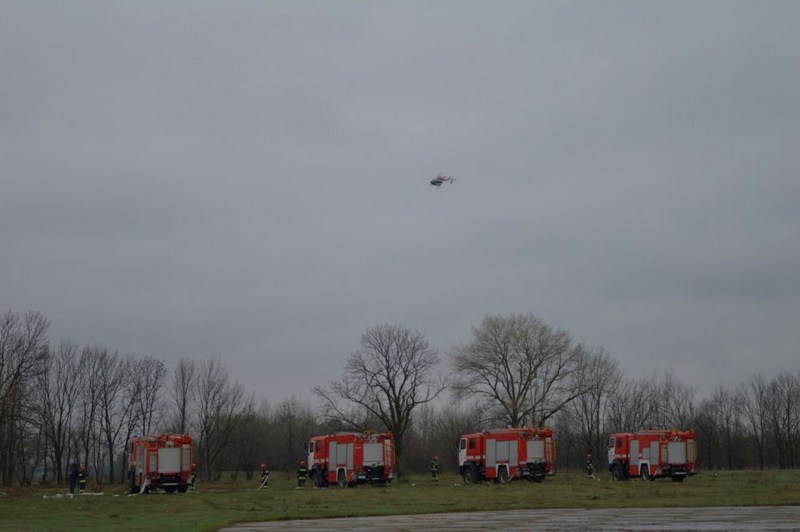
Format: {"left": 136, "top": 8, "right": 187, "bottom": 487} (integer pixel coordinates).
{"left": 699, "top": 385, "right": 743, "bottom": 470}
{"left": 271, "top": 397, "right": 317, "bottom": 472}
{"left": 35, "top": 340, "right": 81, "bottom": 483}
{"left": 117, "top": 355, "right": 166, "bottom": 482}
{"left": 193, "top": 357, "right": 250, "bottom": 480}
{"left": 75, "top": 346, "right": 103, "bottom": 478}
{"left": 0, "top": 311, "right": 49, "bottom": 485}
{"left": 651, "top": 371, "right": 696, "bottom": 429}
{"left": 227, "top": 403, "right": 266, "bottom": 480}
{"left": 451, "top": 314, "right": 589, "bottom": 428}
{"left": 168, "top": 358, "right": 197, "bottom": 434}
{"left": 765, "top": 371, "right": 800, "bottom": 469}
{"left": 605, "top": 376, "right": 658, "bottom": 433}
{"left": 0, "top": 311, "right": 50, "bottom": 416}
{"left": 405, "top": 403, "right": 482, "bottom": 473}
{"left": 19, "top": 419, "right": 47, "bottom": 485}
{"left": 737, "top": 373, "right": 769, "bottom": 469}
{"left": 130, "top": 356, "right": 166, "bottom": 436}
{"left": 94, "top": 349, "right": 133, "bottom": 483}
{"left": 568, "top": 347, "right": 621, "bottom": 467}
{"left": 314, "top": 324, "right": 446, "bottom": 468}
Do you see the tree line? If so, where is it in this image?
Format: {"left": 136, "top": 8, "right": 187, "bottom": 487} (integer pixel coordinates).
{"left": 1, "top": 310, "right": 798, "bottom": 486}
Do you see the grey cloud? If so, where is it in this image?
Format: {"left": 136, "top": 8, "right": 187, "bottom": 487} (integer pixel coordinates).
{"left": 2, "top": 0, "right": 799, "bottom": 402}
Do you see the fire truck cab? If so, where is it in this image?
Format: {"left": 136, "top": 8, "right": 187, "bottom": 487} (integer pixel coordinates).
{"left": 306, "top": 431, "right": 395, "bottom": 488}
{"left": 608, "top": 429, "right": 696, "bottom": 482}
{"left": 458, "top": 427, "right": 556, "bottom": 484}
{"left": 128, "top": 433, "right": 193, "bottom": 494}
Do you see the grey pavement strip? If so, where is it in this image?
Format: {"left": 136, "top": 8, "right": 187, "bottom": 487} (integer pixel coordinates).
{"left": 220, "top": 506, "right": 800, "bottom": 531}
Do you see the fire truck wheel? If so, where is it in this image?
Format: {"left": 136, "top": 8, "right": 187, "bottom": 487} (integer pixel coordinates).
{"left": 497, "top": 466, "right": 510, "bottom": 484}
{"left": 611, "top": 465, "right": 623, "bottom": 481}
{"left": 337, "top": 470, "right": 348, "bottom": 488}
{"left": 462, "top": 465, "right": 478, "bottom": 484}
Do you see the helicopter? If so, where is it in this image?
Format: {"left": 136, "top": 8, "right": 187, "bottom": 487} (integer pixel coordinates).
{"left": 430, "top": 174, "right": 455, "bottom": 187}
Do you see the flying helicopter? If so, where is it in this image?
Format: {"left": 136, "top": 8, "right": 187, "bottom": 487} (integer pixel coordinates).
{"left": 430, "top": 174, "right": 455, "bottom": 187}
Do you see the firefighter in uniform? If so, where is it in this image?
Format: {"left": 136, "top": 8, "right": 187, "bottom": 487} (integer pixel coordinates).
{"left": 586, "top": 453, "right": 594, "bottom": 477}
{"left": 430, "top": 455, "right": 440, "bottom": 483}
{"left": 259, "top": 464, "right": 269, "bottom": 489}
{"left": 297, "top": 460, "right": 308, "bottom": 488}
{"left": 78, "top": 465, "right": 87, "bottom": 493}
{"left": 188, "top": 463, "right": 196, "bottom": 490}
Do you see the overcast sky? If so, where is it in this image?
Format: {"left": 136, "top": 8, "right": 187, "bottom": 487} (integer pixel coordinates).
{"left": 2, "top": 1, "right": 798, "bottom": 404}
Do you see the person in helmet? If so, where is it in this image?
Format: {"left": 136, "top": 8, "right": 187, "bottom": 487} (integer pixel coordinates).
{"left": 430, "top": 455, "right": 440, "bottom": 483}
{"left": 586, "top": 452, "right": 594, "bottom": 477}
{"left": 188, "top": 463, "right": 197, "bottom": 490}
{"left": 258, "top": 463, "right": 270, "bottom": 489}
{"left": 78, "top": 465, "right": 87, "bottom": 493}
{"left": 296, "top": 460, "right": 308, "bottom": 488}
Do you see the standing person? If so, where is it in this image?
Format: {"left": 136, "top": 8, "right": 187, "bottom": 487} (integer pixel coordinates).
{"left": 296, "top": 460, "right": 308, "bottom": 488}
{"left": 586, "top": 453, "right": 594, "bottom": 478}
{"left": 68, "top": 463, "right": 78, "bottom": 494}
{"left": 78, "top": 465, "right": 87, "bottom": 492}
{"left": 258, "top": 464, "right": 269, "bottom": 489}
{"left": 430, "top": 455, "right": 440, "bottom": 483}
{"left": 188, "top": 463, "right": 196, "bottom": 490}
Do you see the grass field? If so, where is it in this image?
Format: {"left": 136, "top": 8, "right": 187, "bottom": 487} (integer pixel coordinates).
{"left": 1, "top": 470, "right": 798, "bottom": 531}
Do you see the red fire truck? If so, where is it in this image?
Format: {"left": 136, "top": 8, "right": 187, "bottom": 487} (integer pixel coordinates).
{"left": 128, "top": 433, "right": 193, "bottom": 494}
{"left": 607, "top": 429, "right": 696, "bottom": 482}
{"left": 306, "top": 431, "right": 395, "bottom": 488}
{"left": 458, "top": 427, "right": 556, "bottom": 484}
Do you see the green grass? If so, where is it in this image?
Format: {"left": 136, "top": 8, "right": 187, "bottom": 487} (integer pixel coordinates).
{"left": 1, "top": 470, "right": 798, "bottom": 531}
